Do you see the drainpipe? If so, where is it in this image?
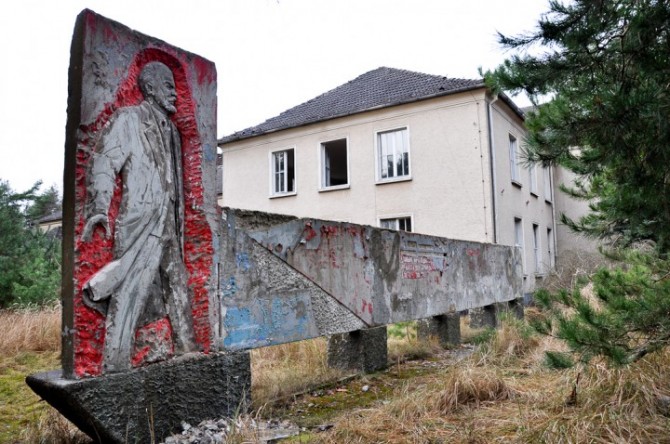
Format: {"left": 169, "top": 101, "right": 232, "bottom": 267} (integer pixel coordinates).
{"left": 486, "top": 95, "right": 499, "bottom": 244}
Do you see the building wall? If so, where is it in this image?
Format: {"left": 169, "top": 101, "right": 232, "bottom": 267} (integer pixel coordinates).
{"left": 220, "top": 91, "right": 557, "bottom": 292}
{"left": 221, "top": 90, "right": 495, "bottom": 243}
{"left": 488, "top": 99, "right": 556, "bottom": 292}
{"left": 553, "top": 166, "right": 601, "bottom": 263}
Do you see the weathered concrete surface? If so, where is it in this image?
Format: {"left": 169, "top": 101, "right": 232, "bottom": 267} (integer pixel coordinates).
{"left": 248, "top": 218, "right": 523, "bottom": 328}
{"left": 469, "top": 305, "right": 498, "bottom": 329}
{"left": 26, "top": 352, "right": 251, "bottom": 444}
{"left": 417, "top": 313, "right": 461, "bottom": 347}
{"left": 327, "top": 327, "right": 388, "bottom": 372}
{"left": 220, "top": 209, "right": 367, "bottom": 350}
{"left": 62, "top": 9, "right": 219, "bottom": 378}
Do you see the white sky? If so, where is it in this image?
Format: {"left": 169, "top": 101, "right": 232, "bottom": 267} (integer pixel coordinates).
{"left": 0, "top": 0, "right": 548, "bottom": 194}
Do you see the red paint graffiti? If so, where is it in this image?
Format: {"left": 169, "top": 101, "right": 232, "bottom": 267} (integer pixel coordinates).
{"left": 303, "top": 225, "right": 317, "bottom": 242}
{"left": 131, "top": 317, "right": 174, "bottom": 367}
{"left": 466, "top": 248, "right": 480, "bottom": 257}
{"left": 361, "top": 300, "right": 373, "bottom": 315}
{"left": 320, "top": 224, "right": 339, "bottom": 237}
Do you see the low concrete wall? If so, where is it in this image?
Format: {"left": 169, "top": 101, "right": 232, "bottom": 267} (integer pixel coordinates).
{"left": 231, "top": 214, "right": 522, "bottom": 335}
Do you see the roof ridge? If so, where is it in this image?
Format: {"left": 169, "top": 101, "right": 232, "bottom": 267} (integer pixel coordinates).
{"left": 220, "top": 67, "right": 485, "bottom": 144}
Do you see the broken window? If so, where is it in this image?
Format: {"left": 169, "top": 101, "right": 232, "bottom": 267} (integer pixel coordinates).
{"left": 380, "top": 217, "right": 412, "bottom": 232}
{"left": 377, "top": 127, "right": 410, "bottom": 180}
{"left": 271, "top": 148, "right": 295, "bottom": 195}
{"left": 321, "top": 139, "right": 348, "bottom": 188}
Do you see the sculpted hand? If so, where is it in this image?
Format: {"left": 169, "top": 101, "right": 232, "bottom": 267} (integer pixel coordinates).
{"left": 82, "top": 214, "right": 110, "bottom": 241}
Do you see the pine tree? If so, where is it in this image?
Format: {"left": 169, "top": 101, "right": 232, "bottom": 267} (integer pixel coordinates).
{"left": 25, "top": 184, "right": 61, "bottom": 223}
{"left": 485, "top": 0, "right": 670, "bottom": 251}
{"left": 485, "top": 0, "right": 670, "bottom": 364}
{"left": 0, "top": 180, "right": 61, "bottom": 307}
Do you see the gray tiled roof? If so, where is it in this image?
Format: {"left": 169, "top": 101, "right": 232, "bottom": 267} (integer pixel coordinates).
{"left": 37, "top": 210, "right": 62, "bottom": 224}
{"left": 219, "top": 67, "right": 486, "bottom": 144}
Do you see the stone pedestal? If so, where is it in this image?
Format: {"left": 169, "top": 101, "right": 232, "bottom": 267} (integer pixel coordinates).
{"left": 26, "top": 351, "right": 251, "bottom": 444}
{"left": 417, "top": 313, "right": 461, "bottom": 347}
{"left": 507, "top": 298, "right": 525, "bottom": 320}
{"left": 469, "top": 304, "right": 498, "bottom": 329}
{"left": 327, "top": 327, "right": 387, "bottom": 373}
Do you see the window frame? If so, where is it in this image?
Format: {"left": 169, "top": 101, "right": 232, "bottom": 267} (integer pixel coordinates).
{"left": 514, "top": 217, "right": 525, "bottom": 274}
{"left": 379, "top": 215, "right": 413, "bottom": 232}
{"left": 319, "top": 137, "right": 350, "bottom": 192}
{"left": 375, "top": 126, "right": 412, "bottom": 184}
{"left": 529, "top": 162, "right": 538, "bottom": 196}
{"left": 543, "top": 166, "right": 553, "bottom": 203}
{"left": 509, "top": 133, "right": 521, "bottom": 187}
{"left": 547, "top": 227, "right": 555, "bottom": 269}
{"left": 532, "top": 223, "right": 541, "bottom": 275}
{"left": 269, "top": 147, "right": 297, "bottom": 198}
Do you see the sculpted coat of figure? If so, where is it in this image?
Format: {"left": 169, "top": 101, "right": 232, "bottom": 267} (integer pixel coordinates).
{"left": 82, "top": 61, "right": 196, "bottom": 373}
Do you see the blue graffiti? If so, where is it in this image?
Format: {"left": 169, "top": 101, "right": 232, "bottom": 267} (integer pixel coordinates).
{"left": 236, "top": 253, "right": 252, "bottom": 272}
{"left": 222, "top": 294, "right": 313, "bottom": 350}
{"left": 222, "top": 276, "right": 238, "bottom": 299}
{"left": 223, "top": 307, "right": 269, "bottom": 348}
{"left": 203, "top": 143, "right": 216, "bottom": 162}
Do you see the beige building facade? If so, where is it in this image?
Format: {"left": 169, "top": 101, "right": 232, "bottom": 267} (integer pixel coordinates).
{"left": 220, "top": 68, "right": 559, "bottom": 292}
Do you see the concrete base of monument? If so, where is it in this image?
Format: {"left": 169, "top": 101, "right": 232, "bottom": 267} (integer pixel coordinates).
{"left": 26, "top": 351, "right": 251, "bottom": 444}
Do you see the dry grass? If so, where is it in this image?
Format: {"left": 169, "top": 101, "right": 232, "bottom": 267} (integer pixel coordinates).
{"left": 7, "top": 305, "right": 670, "bottom": 444}
{"left": 19, "top": 409, "right": 91, "bottom": 444}
{"left": 0, "top": 304, "right": 61, "bottom": 354}
{"left": 388, "top": 322, "right": 443, "bottom": 363}
{"left": 435, "top": 366, "right": 511, "bottom": 414}
{"left": 473, "top": 314, "right": 540, "bottom": 367}
{"left": 250, "top": 338, "right": 346, "bottom": 407}
{"left": 459, "top": 314, "right": 489, "bottom": 343}
{"left": 312, "top": 315, "right": 670, "bottom": 444}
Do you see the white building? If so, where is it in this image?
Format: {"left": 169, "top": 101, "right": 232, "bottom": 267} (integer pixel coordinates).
{"left": 219, "top": 67, "right": 562, "bottom": 292}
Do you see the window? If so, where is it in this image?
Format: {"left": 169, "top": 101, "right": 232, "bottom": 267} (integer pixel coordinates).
{"left": 377, "top": 127, "right": 410, "bottom": 181}
{"left": 514, "top": 217, "right": 524, "bottom": 272}
{"left": 547, "top": 228, "right": 555, "bottom": 269}
{"left": 271, "top": 148, "right": 295, "bottom": 195}
{"left": 380, "top": 217, "right": 412, "bottom": 232}
{"left": 509, "top": 134, "right": 520, "bottom": 184}
{"left": 529, "top": 162, "right": 538, "bottom": 195}
{"left": 321, "top": 139, "right": 348, "bottom": 189}
{"left": 532, "top": 224, "right": 540, "bottom": 274}
{"left": 543, "top": 166, "right": 552, "bottom": 201}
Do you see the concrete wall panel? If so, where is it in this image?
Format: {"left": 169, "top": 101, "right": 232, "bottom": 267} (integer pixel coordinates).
{"left": 227, "top": 213, "right": 522, "bottom": 340}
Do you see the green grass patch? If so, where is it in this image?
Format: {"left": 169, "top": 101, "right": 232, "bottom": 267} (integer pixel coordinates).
{"left": 0, "top": 351, "right": 60, "bottom": 443}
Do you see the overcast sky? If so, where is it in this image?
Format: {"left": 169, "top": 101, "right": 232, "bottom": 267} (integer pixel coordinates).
{"left": 0, "top": 0, "right": 548, "bottom": 194}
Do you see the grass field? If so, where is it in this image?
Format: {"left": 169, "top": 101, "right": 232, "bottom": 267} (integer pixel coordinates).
{"left": 4, "top": 307, "right": 670, "bottom": 443}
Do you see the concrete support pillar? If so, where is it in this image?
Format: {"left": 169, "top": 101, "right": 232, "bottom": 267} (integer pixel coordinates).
{"left": 507, "top": 298, "right": 525, "bottom": 320}
{"left": 495, "top": 298, "right": 525, "bottom": 321}
{"left": 417, "top": 313, "right": 461, "bottom": 347}
{"left": 469, "top": 304, "right": 498, "bottom": 329}
{"left": 327, "top": 326, "right": 387, "bottom": 373}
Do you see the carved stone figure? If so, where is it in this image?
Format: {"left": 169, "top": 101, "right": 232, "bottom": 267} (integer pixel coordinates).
{"left": 82, "top": 61, "right": 196, "bottom": 373}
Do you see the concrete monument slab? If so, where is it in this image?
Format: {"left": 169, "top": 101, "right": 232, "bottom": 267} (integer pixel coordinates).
{"left": 61, "top": 9, "right": 219, "bottom": 378}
